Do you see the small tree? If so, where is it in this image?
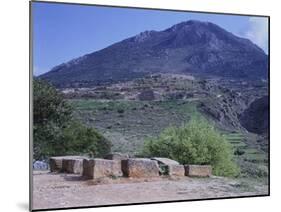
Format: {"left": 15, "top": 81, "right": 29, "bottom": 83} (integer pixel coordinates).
{"left": 142, "top": 119, "right": 239, "bottom": 177}
{"left": 33, "top": 79, "right": 72, "bottom": 127}
{"left": 33, "top": 79, "right": 111, "bottom": 160}
{"left": 33, "top": 79, "right": 72, "bottom": 160}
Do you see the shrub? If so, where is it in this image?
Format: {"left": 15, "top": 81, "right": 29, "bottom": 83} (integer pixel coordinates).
{"left": 62, "top": 121, "right": 111, "bottom": 158}
{"left": 142, "top": 119, "right": 239, "bottom": 177}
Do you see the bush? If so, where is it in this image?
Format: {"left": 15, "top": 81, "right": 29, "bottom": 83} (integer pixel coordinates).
{"left": 33, "top": 79, "right": 111, "bottom": 160}
{"left": 142, "top": 119, "right": 239, "bottom": 177}
{"left": 62, "top": 121, "right": 111, "bottom": 158}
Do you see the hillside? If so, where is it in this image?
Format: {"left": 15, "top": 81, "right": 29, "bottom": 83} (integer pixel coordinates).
{"left": 39, "top": 20, "right": 268, "bottom": 88}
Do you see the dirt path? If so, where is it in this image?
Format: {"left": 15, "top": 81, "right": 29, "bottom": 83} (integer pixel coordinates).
{"left": 32, "top": 171, "right": 268, "bottom": 210}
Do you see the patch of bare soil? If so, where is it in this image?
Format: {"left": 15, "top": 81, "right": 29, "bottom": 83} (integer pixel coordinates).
{"left": 32, "top": 171, "right": 268, "bottom": 210}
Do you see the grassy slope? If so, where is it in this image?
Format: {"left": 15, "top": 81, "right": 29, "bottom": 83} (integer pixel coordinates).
{"left": 70, "top": 98, "right": 268, "bottom": 182}
{"left": 223, "top": 132, "right": 268, "bottom": 179}
{"left": 69, "top": 99, "right": 201, "bottom": 154}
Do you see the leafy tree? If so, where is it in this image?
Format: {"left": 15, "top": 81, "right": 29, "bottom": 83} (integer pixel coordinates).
{"left": 33, "top": 79, "right": 72, "bottom": 127}
{"left": 33, "top": 79, "right": 111, "bottom": 160}
{"left": 142, "top": 119, "right": 239, "bottom": 177}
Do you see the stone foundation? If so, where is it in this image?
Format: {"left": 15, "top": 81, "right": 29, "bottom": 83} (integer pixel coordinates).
{"left": 50, "top": 155, "right": 212, "bottom": 179}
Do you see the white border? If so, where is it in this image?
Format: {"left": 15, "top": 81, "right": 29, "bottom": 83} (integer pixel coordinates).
{"left": 0, "top": 0, "right": 280, "bottom": 212}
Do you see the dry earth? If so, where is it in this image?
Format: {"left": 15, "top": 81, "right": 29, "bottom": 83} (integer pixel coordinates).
{"left": 32, "top": 171, "right": 268, "bottom": 210}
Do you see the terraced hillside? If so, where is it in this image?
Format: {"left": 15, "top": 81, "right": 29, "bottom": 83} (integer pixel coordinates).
{"left": 223, "top": 132, "right": 268, "bottom": 178}
{"left": 70, "top": 99, "right": 200, "bottom": 154}
{"left": 63, "top": 73, "right": 268, "bottom": 183}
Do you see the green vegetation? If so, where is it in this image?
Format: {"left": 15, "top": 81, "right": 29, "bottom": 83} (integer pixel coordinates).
{"left": 68, "top": 98, "right": 267, "bottom": 179}
{"left": 223, "top": 132, "right": 268, "bottom": 178}
{"left": 33, "top": 79, "right": 111, "bottom": 160}
{"left": 69, "top": 99, "right": 203, "bottom": 154}
{"left": 156, "top": 100, "right": 200, "bottom": 120}
{"left": 69, "top": 99, "right": 139, "bottom": 111}
{"left": 62, "top": 121, "right": 111, "bottom": 157}
{"left": 142, "top": 119, "right": 239, "bottom": 177}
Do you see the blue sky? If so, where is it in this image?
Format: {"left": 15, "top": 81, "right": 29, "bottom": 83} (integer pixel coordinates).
{"left": 32, "top": 2, "right": 268, "bottom": 76}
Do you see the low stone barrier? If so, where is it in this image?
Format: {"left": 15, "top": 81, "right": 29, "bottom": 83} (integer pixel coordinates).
{"left": 83, "top": 159, "right": 123, "bottom": 179}
{"left": 50, "top": 155, "right": 212, "bottom": 179}
{"left": 121, "top": 158, "right": 159, "bottom": 178}
{"left": 184, "top": 165, "right": 212, "bottom": 177}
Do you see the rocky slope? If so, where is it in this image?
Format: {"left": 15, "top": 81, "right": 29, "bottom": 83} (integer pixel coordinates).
{"left": 239, "top": 96, "right": 269, "bottom": 135}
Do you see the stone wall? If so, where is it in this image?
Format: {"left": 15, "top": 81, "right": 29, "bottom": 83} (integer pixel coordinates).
{"left": 49, "top": 155, "right": 212, "bottom": 179}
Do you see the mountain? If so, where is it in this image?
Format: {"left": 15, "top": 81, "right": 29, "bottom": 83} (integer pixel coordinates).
{"left": 39, "top": 20, "right": 268, "bottom": 88}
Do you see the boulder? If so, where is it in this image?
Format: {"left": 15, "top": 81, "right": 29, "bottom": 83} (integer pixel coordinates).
{"left": 83, "top": 159, "right": 122, "bottom": 179}
{"left": 104, "top": 153, "right": 129, "bottom": 160}
{"left": 184, "top": 165, "right": 212, "bottom": 177}
{"left": 121, "top": 158, "right": 159, "bottom": 178}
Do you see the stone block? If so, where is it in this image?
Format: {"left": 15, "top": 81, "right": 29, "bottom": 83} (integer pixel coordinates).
{"left": 168, "top": 164, "right": 185, "bottom": 176}
{"left": 49, "top": 156, "right": 87, "bottom": 173}
{"left": 121, "top": 158, "right": 159, "bottom": 178}
{"left": 49, "top": 156, "right": 64, "bottom": 172}
{"left": 184, "top": 165, "right": 212, "bottom": 177}
{"left": 62, "top": 158, "right": 85, "bottom": 174}
{"left": 83, "top": 159, "right": 122, "bottom": 179}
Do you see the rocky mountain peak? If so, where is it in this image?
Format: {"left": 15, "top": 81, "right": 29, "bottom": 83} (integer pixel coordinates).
{"left": 40, "top": 20, "right": 268, "bottom": 88}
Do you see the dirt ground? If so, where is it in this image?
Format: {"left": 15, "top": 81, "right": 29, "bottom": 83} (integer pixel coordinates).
{"left": 32, "top": 171, "right": 268, "bottom": 210}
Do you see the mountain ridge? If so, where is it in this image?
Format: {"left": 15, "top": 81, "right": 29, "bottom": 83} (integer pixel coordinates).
{"left": 39, "top": 20, "right": 268, "bottom": 88}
